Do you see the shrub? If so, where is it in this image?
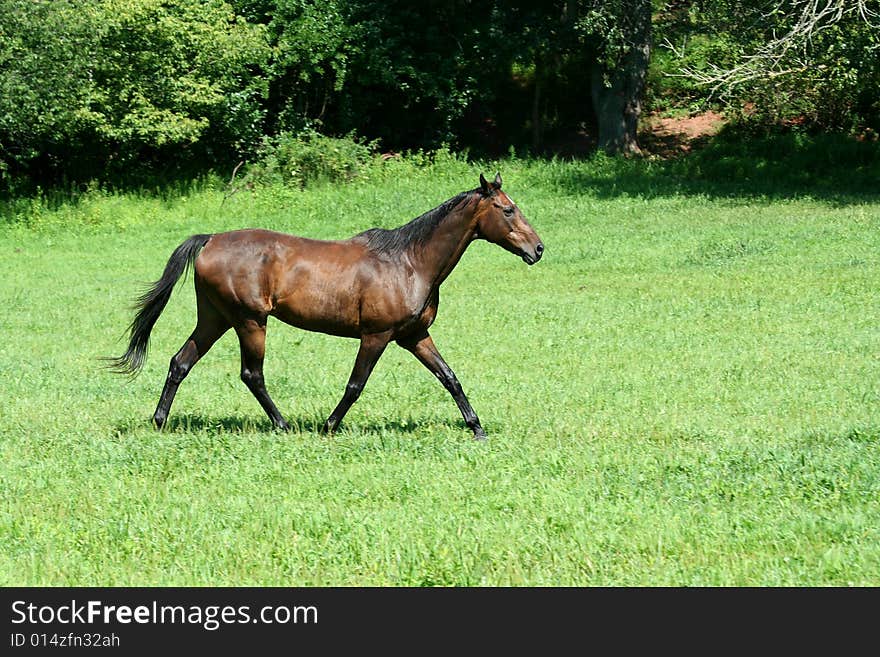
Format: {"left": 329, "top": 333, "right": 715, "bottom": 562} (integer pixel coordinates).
{"left": 244, "top": 130, "right": 379, "bottom": 188}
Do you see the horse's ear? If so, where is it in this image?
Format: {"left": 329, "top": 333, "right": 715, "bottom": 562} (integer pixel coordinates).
{"left": 493, "top": 172, "right": 502, "bottom": 189}
{"left": 479, "top": 173, "right": 491, "bottom": 195}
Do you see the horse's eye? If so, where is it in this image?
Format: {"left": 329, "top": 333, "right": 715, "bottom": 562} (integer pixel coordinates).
{"left": 503, "top": 207, "right": 514, "bottom": 216}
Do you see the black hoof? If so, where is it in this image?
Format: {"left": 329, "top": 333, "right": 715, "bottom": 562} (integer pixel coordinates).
{"left": 473, "top": 428, "right": 487, "bottom": 441}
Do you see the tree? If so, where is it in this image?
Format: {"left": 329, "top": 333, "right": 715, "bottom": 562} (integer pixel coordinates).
{"left": 577, "top": 0, "right": 653, "bottom": 154}
{"left": 332, "top": 0, "right": 501, "bottom": 149}
{"left": 495, "top": 0, "right": 654, "bottom": 155}
{"left": 467, "top": 0, "right": 653, "bottom": 156}
{"left": 232, "top": 0, "right": 353, "bottom": 133}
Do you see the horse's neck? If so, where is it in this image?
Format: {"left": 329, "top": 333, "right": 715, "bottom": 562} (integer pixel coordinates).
{"left": 411, "top": 202, "right": 478, "bottom": 289}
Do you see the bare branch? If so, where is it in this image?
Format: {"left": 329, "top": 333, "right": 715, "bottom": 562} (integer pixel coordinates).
{"left": 667, "top": 1, "right": 879, "bottom": 98}
{"left": 220, "top": 160, "right": 245, "bottom": 207}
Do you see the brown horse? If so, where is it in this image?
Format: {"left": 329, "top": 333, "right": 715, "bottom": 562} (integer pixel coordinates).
{"left": 107, "top": 173, "right": 543, "bottom": 439}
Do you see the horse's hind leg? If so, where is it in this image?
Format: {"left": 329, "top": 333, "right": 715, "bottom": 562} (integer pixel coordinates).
{"left": 235, "top": 318, "right": 290, "bottom": 431}
{"left": 153, "top": 299, "right": 229, "bottom": 429}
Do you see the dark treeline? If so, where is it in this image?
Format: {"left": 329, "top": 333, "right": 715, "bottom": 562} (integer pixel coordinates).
{"left": 1, "top": 0, "right": 878, "bottom": 189}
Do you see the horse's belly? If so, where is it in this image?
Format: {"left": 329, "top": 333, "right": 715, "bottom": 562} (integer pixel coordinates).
{"left": 273, "top": 301, "right": 361, "bottom": 338}
{"left": 262, "top": 243, "right": 431, "bottom": 338}
{"left": 272, "top": 268, "right": 362, "bottom": 338}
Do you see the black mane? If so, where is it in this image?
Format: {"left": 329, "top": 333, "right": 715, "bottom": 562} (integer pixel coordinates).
{"left": 355, "top": 189, "right": 477, "bottom": 254}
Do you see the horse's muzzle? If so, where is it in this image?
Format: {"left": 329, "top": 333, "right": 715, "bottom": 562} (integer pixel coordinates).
{"left": 521, "top": 241, "right": 544, "bottom": 265}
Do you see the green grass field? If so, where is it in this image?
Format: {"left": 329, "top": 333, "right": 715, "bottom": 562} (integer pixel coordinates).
{"left": 1, "top": 150, "right": 879, "bottom": 585}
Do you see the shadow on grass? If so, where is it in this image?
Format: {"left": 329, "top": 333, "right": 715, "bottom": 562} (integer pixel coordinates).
{"left": 550, "top": 129, "right": 880, "bottom": 204}
{"left": 114, "top": 413, "right": 460, "bottom": 436}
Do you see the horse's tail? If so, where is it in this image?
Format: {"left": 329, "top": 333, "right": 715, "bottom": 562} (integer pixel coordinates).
{"left": 104, "top": 234, "right": 212, "bottom": 377}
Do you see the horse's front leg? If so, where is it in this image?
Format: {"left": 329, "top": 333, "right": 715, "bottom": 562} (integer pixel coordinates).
{"left": 321, "top": 331, "right": 392, "bottom": 434}
{"left": 398, "top": 331, "right": 487, "bottom": 440}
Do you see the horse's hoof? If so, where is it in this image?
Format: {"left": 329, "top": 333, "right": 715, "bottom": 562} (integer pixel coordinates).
{"left": 473, "top": 429, "right": 487, "bottom": 441}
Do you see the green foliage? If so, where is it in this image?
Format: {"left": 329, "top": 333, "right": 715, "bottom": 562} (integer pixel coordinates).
{"left": 0, "top": 0, "right": 270, "bottom": 186}
{"left": 3, "top": 0, "right": 880, "bottom": 190}
{"left": 0, "top": 1, "right": 96, "bottom": 170}
{"left": 244, "top": 129, "right": 378, "bottom": 187}
{"left": 332, "top": 0, "right": 504, "bottom": 149}
{"left": 93, "top": 0, "right": 270, "bottom": 150}
{"left": 240, "top": 0, "right": 353, "bottom": 132}
{"left": 576, "top": 0, "right": 652, "bottom": 69}
{"left": 269, "top": 1, "right": 350, "bottom": 88}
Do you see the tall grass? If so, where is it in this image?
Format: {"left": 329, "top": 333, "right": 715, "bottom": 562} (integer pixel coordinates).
{"left": 1, "top": 140, "right": 878, "bottom": 585}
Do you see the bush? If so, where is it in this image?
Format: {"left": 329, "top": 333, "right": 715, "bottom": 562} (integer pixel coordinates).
{"left": 244, "top": 130, "right": 379, "bottom": 188}
{"left": 0, "top": 0, "right": 271, "bottom": 188}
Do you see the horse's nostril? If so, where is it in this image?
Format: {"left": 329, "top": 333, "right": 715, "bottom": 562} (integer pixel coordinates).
{"left": 535, "top": 242, "right": 544, "bottom": 256}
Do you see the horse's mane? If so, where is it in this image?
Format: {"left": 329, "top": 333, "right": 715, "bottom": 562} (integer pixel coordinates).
{"left": 355, "top": 189, "right": 478, "bottom": 255}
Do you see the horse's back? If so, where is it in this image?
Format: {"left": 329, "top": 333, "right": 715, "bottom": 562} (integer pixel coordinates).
{"left": 196, "top": 228, "right": 364, "bottom": 277}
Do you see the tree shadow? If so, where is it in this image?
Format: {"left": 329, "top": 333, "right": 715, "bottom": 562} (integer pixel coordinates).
{"left": 551, "top": 129, "right": 880, "bottom": 205}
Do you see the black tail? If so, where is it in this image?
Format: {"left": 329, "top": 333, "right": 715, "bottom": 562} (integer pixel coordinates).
{"left": 104, "top": 234, "right": 212, "bottom": 377}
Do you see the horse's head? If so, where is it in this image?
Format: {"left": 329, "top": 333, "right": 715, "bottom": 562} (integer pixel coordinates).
{"left": 473, "top": 173, "right": 544, "bottom": 265}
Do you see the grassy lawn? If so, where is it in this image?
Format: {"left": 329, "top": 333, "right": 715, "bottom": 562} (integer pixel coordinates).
{"left": 1, "top": 151, "right": 878, "bottom": 585}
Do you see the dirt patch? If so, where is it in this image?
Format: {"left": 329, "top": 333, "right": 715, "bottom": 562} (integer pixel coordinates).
{"left": 640, "top": 110, "right": 726, "bottom": 157}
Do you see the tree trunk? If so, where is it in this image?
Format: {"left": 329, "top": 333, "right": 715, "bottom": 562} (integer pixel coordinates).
{"left": 590, "top": 0, "right": 651, "bottom": 155}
